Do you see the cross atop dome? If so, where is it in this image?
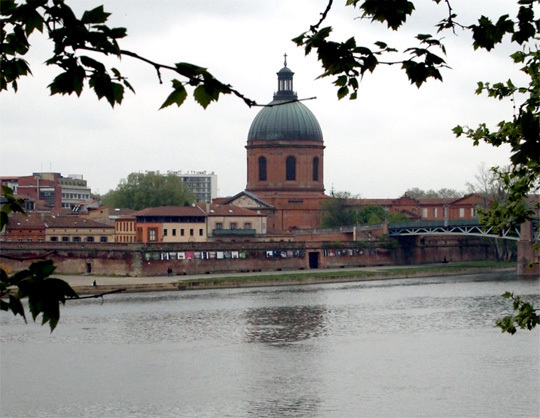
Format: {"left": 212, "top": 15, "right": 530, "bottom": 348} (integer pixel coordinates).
{"left": 284, "top": 53, "right": 287, "bottom": 67}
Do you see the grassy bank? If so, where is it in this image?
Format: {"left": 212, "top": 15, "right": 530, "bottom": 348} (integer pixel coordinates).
{"left": 70, "top": 261, "right": 516, "bottom": 295}
{"left": 178, "top": 261, "right": 516, "bottom": 289}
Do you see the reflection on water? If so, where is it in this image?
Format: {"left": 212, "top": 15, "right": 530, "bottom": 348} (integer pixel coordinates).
{"left": 245, "top": 305, "right": 327, "bottom": 344}
{"left": 1, "top": 272, "right": 539, "bottom": 417}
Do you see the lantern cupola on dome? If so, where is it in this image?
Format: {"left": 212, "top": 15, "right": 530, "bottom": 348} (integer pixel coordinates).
{"left": 247, "top": 56, "right": 323, "bottom": 142}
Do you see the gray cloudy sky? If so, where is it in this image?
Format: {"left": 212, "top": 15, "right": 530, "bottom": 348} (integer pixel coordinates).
{"left": 0, "top": 0, "right": 524, "bottom": 198}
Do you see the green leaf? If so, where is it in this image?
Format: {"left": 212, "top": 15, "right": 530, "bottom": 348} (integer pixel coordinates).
{"left": 193, "top": 85, "right": 213, "bottom": 109}
{"left": 0, "top": 299, "right": 10, "bottom": 312}
{"left": 81, "top": 6, "right": 111, "bottom": 25}
{"left": 337, "top": 86, "right": 349, "bottom": 100}
{"left": 23, "top": 9, "right": 44, "bottom": 36}
{"left": 8, "top": 295, "right": 26, "bottom": 321}
{"left": 160, "top": 80, "right": 187, "bottom": 109}
{"left": 80, "top": 55, "right": 106, "bottom": 73}
{"left": 291, "top": 33, "right": 307, "bottom": 46}
{"left": 48, "top": 66, "right": 85, "bottom": 97}
{"left": 175, "top": 63, "right": 207, "bottom": 79}
{"left": 28, "top": 260, "right": 56, "bottom": 280}
{"left": 360, "top": 0, "right": 415, "bottom": 30}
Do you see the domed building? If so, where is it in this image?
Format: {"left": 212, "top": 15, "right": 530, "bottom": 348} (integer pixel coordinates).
{"left": 224, "top": 58, "right": 327, "bottom": 233}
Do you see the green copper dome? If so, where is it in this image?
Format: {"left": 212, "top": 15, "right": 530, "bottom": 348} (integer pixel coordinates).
{"left": 248, "top": 99, "right": 323, "bottom": 141}
{"left": 247, "top": 59, "right": 323, "bottom": 142}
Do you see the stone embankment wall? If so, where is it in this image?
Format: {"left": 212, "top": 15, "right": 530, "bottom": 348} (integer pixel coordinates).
{"left": 395, "top": 236, "right": 496, "bottom": 265}
{"left": 0, "top": 236, "right": 496, "bottom": 277}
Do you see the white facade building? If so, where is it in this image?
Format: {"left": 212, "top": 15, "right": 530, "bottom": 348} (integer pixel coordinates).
{"left": 169, "top": 170, "right": 218, "bottom": 203}
{"left": 58, "top": 174, "right": 92, "bottom": 209}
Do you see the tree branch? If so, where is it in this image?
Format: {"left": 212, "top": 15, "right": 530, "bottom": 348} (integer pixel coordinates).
{"left": 310, "top": 0, "right": 334, "bottom": 32}
{"left": 0, "top": 251, "right": 57, "bottom": 261}
{"left": 70, "top": 288, "right": 126, "bottom": 300}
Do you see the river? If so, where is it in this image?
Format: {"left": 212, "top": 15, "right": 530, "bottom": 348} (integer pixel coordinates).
{"left": 1, "top": 272, "right": 539, "bottom": 417}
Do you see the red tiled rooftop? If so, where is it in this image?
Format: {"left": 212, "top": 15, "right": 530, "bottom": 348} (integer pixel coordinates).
{"left": 134, "top": 206, "right": 206, "bottom": 217}
{"left": 204, "top": 204, "right": 264, "bottom": 217}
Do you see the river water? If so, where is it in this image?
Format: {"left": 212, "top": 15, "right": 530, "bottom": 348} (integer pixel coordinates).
{"left": 1, "top": 272, "right": 539, "bottom": 417}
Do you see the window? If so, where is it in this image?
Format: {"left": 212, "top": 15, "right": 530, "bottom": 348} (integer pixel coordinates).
{"left": 86, "top": 236, "right": 94, "bottom": 242}
{"left": 62, "top": 236, "right": 69, "bottom": 242}
{"left": 258, "top": 156, "right": 267, "bottom": 181}
{"left": 286, "top": 156, "right": 296, "bottom": 181}
{"left": 433, "top": 208, "right": 438, "bottom": 218}
{"left": 199, "top": 229, "right": 203, "bottom": 236}
{"left": 230, "top": 222, "right": 237, "bottom": 230}
{"left": 73, "top": 236, "right": 81, "bottom": 242}
{"left": 28, "top": 238, "right": 33, "bottom": 242}
{"left": 244, "top": 222, "right": 251, "bottom": 229}
{"left": 100, "top": 237, "right": 108, "bottom": 243}
{"left": 38, "top": 238, "right": 44, "bottom": 242}
{"left": 172, "top": 229, "right": 176, "bottom": 236}
{"left": 163, "top": 229, "right": 168, "bottom": 236}
{"left": 18, "top": 238, "right": 23, "bottom": 242}
{"left": 190, "top": 229, "right": 194, "bottom": 236}
{"left": 471, "top": 208, "right": 475, "bottom": 217}
{"left": 459, "top": 208, "right": 465, "bottom": 218}
{"left": 50, "top": 236, "right": 58, "bottom": 242}
{"left": 216, "top": 223, "right": 223, "bottom": 230}
{"left": 313, "top": 157, "right": 319, "bottom": 181}
{"left": 149, "top": 229, "right": 156, "bottom": 242}
{"left": 422, "top": 208, "right": 428, "bottom": 218}
{"left": 181, "top": 229, "right": 185, "bottom": 236}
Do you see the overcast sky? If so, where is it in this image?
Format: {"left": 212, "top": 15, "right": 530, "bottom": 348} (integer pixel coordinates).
{"left": 0, "top": 0, "right": 526, "bottom": 198}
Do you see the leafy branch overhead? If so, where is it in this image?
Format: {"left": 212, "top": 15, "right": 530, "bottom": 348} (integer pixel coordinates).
{"left": 295, "top": 0, "right": 539, "bottom": 232}
{"left": 0, "top": 0, "right": 256, "bottom": 109}
{"left": 294, "top": 0, "right": 539, "bottom": 98}
{"left": 496, "top": 292, "right": 540, "bottom": 334}
{"left": 1, "top": 187, "right": 80, "bottom": 331}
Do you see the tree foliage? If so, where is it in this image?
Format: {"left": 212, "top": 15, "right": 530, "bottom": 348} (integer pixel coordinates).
{"left": 321, "top": 191, "right": 359, "bottom": 228}
{"left": 466, "top": 163, "right": 508, "bottom": 203}
{"left": 102, "top": 172, "right": 195, "bottom": 210}
{"left": 496, "top": 292, "right": 539, "bottom": 334}
{"left": 321, "top": 192, "right": 406, "bottom": 227}
{"left": 1, "top": 186, "right": 78, "bottom": 331}
{"left": 0, "top": 0, "right": 256, "bottom": 109}
{"left": 404, "top": 187, "right": 464, "bottom": 199}
{"left": 294, "top": 0, "right": 539, "bottom": 232}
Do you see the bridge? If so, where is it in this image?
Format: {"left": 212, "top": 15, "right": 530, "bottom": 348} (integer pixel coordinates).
{"left": 388, "top": 219, "right": 524, "bottom": 240}
{"left": 388, "top": 218, "right": 539, "bottom": 276}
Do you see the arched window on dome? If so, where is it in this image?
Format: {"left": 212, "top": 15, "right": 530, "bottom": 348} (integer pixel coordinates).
{"left": 286, "top": 156, "right": 296, "bottom": 181}
{"left": 258, "top": 156, "right": 267, "bottom": 181}
{"left": 313, "top": 157, "right": 319, "bottom": 181}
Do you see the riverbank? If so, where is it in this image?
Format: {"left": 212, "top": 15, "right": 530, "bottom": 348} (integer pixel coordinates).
{"left": 66, "top": 261, "right": 517, "bottom": 295}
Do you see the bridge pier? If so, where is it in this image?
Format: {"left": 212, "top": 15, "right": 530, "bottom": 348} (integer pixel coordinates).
{"left": 516, "top": 220, "right": 540, "bottom": 276}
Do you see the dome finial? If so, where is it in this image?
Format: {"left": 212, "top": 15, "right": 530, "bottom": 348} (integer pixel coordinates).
{"left": 284, "top": 53, "right": 287, "bottom": 67}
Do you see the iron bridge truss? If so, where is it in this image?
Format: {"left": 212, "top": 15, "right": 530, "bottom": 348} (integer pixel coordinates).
{"left": 388, "top": 220, "right": 523, "bottom": 241}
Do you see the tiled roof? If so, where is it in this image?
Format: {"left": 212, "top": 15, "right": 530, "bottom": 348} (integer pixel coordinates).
{"left": 43, "top": 215, "right": 114, "bottom": 229}
{"left": 134, "top": 206, "right": 206, "bottom": 217}
{"left": 204, "top": 204, "right": 264, "bottom": 217}
{"left": 6, "top": 213, "right": 45, "bottom": 229}
{"left": 417, "top": 198, "right": 456, "bottom": 205}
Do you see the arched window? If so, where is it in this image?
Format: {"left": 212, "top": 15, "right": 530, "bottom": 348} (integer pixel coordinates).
{"left": 258, "top": 156, "right": 267, "bottom": 181}
{"left": 312, "top": 157, "right": 319, "bottom": 181}
{"left": 286, "top": 156, "right": 296, "bottom": 181}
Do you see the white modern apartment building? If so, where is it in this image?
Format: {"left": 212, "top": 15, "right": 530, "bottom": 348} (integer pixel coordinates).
{"left": 169, "top": 170, "right": 218, "bottom": 203}
{"left": 58, "top": 174, "right": 92, "bottom": 209}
